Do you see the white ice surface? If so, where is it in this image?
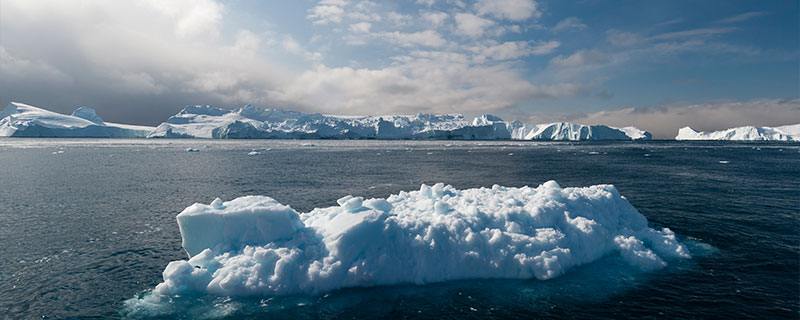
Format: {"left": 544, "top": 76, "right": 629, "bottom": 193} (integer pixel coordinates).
{"left": 0, "top": 102, "right": 154, "bottom": 138}
{"left": 150, "top": 181, "right": 689, "bottom": 298}
{"left": 676, "top": 125, "right": 800, "bottom": 141}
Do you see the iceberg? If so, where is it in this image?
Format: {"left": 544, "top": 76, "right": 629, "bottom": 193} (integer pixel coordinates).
{"left": 147, "top": 182, "right": 689, "bottom": 298}
{"left": 505, "top": 121, "right": 652, "bottom": 141}
{"left": 148, "top": 104, "right": 652, "bottom": 141}
{"left": 0, "top": 102, "right": 154, "bottom": 138}
{"left": 675, "top": 125, "right": 800, "bottom": 141}
{"left": 0, "top": 101, "right": 653, "bottom": 140}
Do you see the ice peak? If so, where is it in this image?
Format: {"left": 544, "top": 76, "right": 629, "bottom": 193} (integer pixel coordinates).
{"left": 179, "top": 105, "right": 229, "bottom": 117}
{"left": 71, "top": 106, "right": 104, "bottom": 124}
{"left": 1, "top": 103, "right": 20, "bottom": 119}
{"left": 472, "top": 114, "right": 505, "bottom": 126}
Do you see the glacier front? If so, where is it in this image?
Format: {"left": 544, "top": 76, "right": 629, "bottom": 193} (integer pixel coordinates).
{"left": 0, "top": 102, "right": 154, "bottom": 138}
{"left": 140, "top": 182, "right": 689, "bottom": 299}
{"left": 676, "top": 125, "right": 800, "bottom": 141}
{"left": 147, "top": 104, "right": 652, "bottom": 141}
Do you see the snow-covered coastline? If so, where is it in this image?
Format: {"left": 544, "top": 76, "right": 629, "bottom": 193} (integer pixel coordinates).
{"left": 676, "top": 125, "right": 800, "bottom": 141}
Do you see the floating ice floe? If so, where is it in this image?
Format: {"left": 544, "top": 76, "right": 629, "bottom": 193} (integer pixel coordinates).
{"left": 145, "top": 182, "right": 690, "bottom": 298}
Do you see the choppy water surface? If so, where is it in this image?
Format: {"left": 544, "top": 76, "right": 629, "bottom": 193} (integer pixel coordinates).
{"left": 0, "top": 139, "right": 797, "bottom": 319}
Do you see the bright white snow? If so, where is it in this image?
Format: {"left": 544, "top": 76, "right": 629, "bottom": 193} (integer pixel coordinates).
{"left": 147, "top": 105, "right": 652, "bottom": 141}
{"left": 676, "top": 125, "right": 800, "bottom": 141}
{"left": 0, "top": 102, "right": 154, "bottom": 138}
{"left": 148, "top": 181, "right": 689, "bottom": 298}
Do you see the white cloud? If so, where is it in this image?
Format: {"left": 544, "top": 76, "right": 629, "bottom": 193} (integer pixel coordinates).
{"left": 232, "top": 30, "right": 261, "bottom": 54}
{"left": 349, "top": 22, "right": 372, "bottom": 33}
{"left": 454, "top": 13, "right": 495, "bottom": 37}
{"left": 141, "top": 0, "right": 224, "bottom": 39}
{"left": 605, "top": 29, "right": 643, "bottom": 47}
{"left": 377, "top": 30, "right": 447, "bottom": 47}
{"left": 551, "top": 17, "right": 587, "bottom": 33}
{"left": 715, "top": 11, "right": 768, "bottom": 24}
{"left": 417, "top": 0, "right": 436, "bottom": 7}
{"left": 648, "top": 27, "right": 737, "bottom": 41}
{"left": 277, "top": 57, "right": 584, "bottom": 116}
{"left": 530, "top": 41, "right": 561, "bottom": 55}
{"left": 422, "top": 11, "right": 449, "bottom": 26}
{"left": 387, "top": 11, "right": 413, "bottom": 26}
{"left": 307, "top": 4, "right": 345, "bottom": 24}
{"left": 282, "top": 36, "right": 324, "bottom": 61}
{"left": 475, "top": 0, "right": 540, "bottom": 21}
{"left": 471, "top": 40, "right": 560, "bottom": 61}
{"left": 549, "top": 50, "right": 609, "bottom": 68}
{"left": 319, "top": 0, "right": 348, "bottom": 5}
{"left": 0, "top": 47, "right": 72, "bottom": 84}
{"left": 0, "top": 0, "right": 292, "bottom": 119}
{"left": 570, "top": 98, "right": 800, "bottom": 138}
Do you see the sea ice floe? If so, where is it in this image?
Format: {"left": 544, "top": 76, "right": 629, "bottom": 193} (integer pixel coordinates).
{"left": 148, "top": 181, "right": 690, "bottom": 298}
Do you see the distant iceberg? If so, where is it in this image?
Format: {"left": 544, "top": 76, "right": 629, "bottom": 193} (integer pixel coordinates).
{"left": 676, "top": 124, "right": 800, "bottom": 141}
{"left": 0, "top": 102, "right": 652, "bottom": 140}
{"left": 143, "top": 182, "right": 689, "bottom": 298}
{"left": 148, "top": 104, "right": 652, "bottom": 141}
{"left": 0, "top": 102, "right": 154, "bottom": 138}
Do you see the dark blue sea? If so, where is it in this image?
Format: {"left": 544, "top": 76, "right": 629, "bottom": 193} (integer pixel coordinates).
{"left": 0, "top": 139, "right": 797, "bottom": 319}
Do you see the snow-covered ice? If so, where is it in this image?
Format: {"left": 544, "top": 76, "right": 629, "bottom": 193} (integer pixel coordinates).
{"left": 147, "top": 104, "right": 651, "bottom": 141}
{"left": 0, "top": 102, "right": 154, "bottom": 138}
{"left": 676, "top": 124, "right": 800, "bottom": 141}
{"left": 144, "top": 181, "right": 690, "bottom": 298}
{"left": 1, "top": 102, "right": 653, "bottom": 140}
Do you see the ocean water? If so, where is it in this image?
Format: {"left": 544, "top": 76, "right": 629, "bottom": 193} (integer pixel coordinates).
{"left": 0, "top": 139, "right": 797, "bottom": 319}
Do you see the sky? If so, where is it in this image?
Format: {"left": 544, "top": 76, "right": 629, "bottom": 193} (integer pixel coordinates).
{"left": 0, "top": 0, "right": 797, "bottom": 138}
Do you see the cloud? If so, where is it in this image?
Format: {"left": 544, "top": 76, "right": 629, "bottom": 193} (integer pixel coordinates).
{"left": 648, "top": 27, "right": 737, "bottom": 41}
{"left": 349, "top": 22, "right": 372, "bottom": 33}
{"left": 377, "top": 30, "right": 447, "bottom": 47}
{"left": 551, "top": 17, "right": 587, "bottom": 33}
{"left": 0, "top": 47, "right": 73, "bottom": 84}
{"left": 141, "top": 0, "right": 224, "bottom": 38}
{"left": 549, "top": 50, "right": 609, "bottom": 68}
{"left": 475, "top": 0, "right": 541, "bottom": 21}
{"left": 421, "top": 11, "right": 449, "bottom": 26}
{"left": 569, "top": 98, "right": 800, "bottom": 138}
{"left": 715, "top": 11, "right": 769, "bottom": 24}
{"left": 387, "top": 11, "right": 413, "bottom": 26}
{"left": 276, "top": 49, "right": 592, "bottom": 116}
{"left": 655, "top": 18, "right": 684, "bottom": 26}
{"left": 605, "top": 29, "right": 643, "bottom": 47}
{"left": 417, "top": 0, "right": 436, "bottom": 7}
{"left": 454, "top": 13, "right": 495, "bottom": 37}
{"left": 0, "top": 0, "right": 293, "bottom": 124}
{"left": 471, "top": 40, "right": 560, "bottom": 61}
{"left": 308, "top": 4, "right": 345, "bottom": 24}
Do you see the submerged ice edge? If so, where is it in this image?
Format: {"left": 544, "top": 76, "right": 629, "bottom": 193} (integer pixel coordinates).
{"left": 141, "top": 181, "right": 690, "bottom": 300}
